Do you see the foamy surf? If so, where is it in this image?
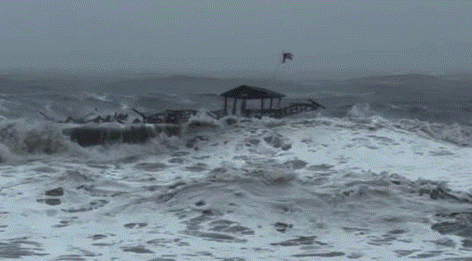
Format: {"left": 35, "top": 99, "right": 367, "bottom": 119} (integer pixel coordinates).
{"left": 1, "top": 114, "right": 472, "bottom": 260}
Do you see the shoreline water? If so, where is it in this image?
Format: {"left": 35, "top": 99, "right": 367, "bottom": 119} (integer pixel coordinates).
{"left": 1, "top": 74, "right": 472, "bottom": 259}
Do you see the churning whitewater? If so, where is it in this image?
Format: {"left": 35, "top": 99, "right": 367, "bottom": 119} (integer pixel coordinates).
{"left": 1, "top": 73, "right": 472, "bottom": 260}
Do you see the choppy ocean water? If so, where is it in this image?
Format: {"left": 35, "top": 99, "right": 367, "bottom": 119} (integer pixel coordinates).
{"left": 1, "top": 74, "right": 472, "bottom": 260}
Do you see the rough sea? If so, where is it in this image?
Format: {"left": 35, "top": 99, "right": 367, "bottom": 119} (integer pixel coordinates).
{"left": 1, "top": 73, "right": 472, "bottom": 260}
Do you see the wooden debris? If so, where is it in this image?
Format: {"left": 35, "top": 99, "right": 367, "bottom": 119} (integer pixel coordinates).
{"left": 132, "top": 109, "right": 198, "bottom": 124}
{"left": 40, "top": 112, "right": 129, "bottom": 124}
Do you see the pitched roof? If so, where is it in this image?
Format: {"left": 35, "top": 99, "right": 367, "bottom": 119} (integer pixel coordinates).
{"left": 221, "top": 85, "right": 285, "bottom": 99}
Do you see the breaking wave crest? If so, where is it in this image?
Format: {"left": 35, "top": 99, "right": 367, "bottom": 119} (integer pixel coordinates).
{"left": 122, "top": 165, "right": 472, "bottom": 241}
{"left": 345, "top": 103, "right": 472, "bottom": 146}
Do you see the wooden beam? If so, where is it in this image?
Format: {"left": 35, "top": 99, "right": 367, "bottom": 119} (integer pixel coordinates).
{"left": 224, "top": 97, "right": 228, "bottom": 115}
{"left": 241, "top": 98, "right": 247, "bottom": 115}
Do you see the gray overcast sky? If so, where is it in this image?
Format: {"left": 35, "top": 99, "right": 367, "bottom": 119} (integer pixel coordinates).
{"left": 1, "top": 1, "right": 471, "bottom": 78}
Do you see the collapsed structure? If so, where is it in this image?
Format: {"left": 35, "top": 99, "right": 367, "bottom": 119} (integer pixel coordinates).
{"left": 51, "top": 85, "right": 324, "bottom": 146}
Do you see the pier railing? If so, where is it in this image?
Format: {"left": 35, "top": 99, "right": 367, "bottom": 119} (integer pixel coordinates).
{"left": 244, "top": 101, "right": 323, "bottom": 118}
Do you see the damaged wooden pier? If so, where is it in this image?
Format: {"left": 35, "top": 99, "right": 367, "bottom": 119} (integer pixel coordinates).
{"left": 64, "top": 124, "right": 182, "bottom": 147}
{"left": 55, "top": 85, "right": 324, "bottom": 147}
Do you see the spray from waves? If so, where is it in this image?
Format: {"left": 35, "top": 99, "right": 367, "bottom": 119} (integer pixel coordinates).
{"left": 183, "top": 108, "right": 223, "bottom": 133}
{"left": 346, "top": 103, "right": 375, "bottom": 120}
{"left": 344, "top": 103, "right": 472, "bottom": 146}
{"left": 0, "top": 120, "right": 68, "bottom": 156}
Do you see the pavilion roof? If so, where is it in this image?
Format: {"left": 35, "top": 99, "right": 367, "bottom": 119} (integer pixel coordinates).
{"left": 221, "top": 85, "right": 285, "bottom": 99}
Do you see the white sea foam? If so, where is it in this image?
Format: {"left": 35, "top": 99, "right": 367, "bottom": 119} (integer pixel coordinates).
{"left": 1, "top": 114, "right": 472, "bottom": 260}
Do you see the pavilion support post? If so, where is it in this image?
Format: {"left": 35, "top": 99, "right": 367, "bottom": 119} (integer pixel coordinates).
{"left": 269, "top": 98, "right": 273, "bottom": 109}
{"left": 224, "top": 97, "right": 228, "bottom": 115}
{"left": 278, "top": 98, "right": 281, "bottom": 108}
{"left": 232, "top": 98, "right": 237, "bottom": 115}
{"left": 261, "top": 98, "right": 264, "bottom": 111}
{"left": 241, "top": 98, "right": 247, "bottom": 115}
